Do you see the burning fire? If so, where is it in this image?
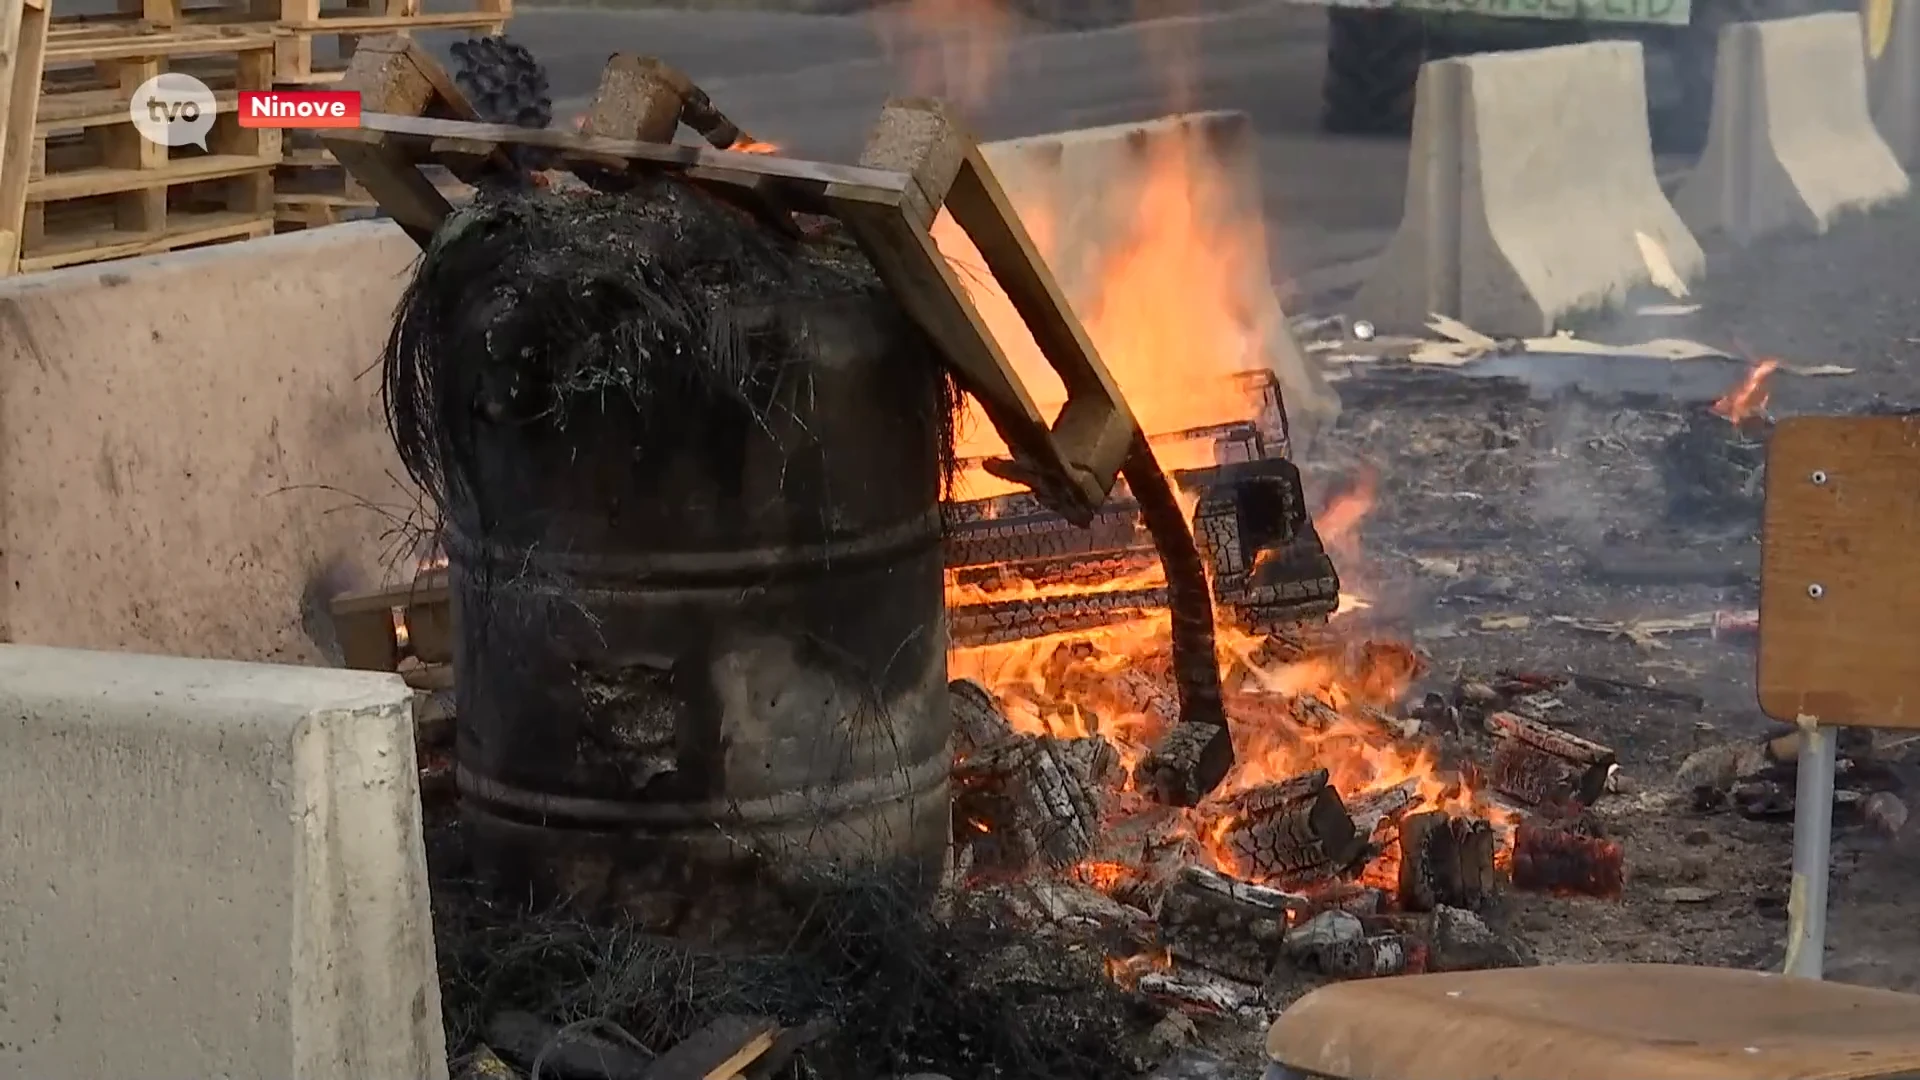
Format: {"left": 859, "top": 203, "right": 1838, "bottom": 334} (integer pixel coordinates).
{"left": 949, "top": 464, "right": 1514, "bottom": 896}
{"left": 1711, "top": 356, "right": 1778, "bottom": 424}
{"left": 728, "top": 137, "right": 779, "bottom": 155}
{"left": 916, "top": 0, "right": 1506, "bottom": 894}
{"left": 931, "top": 120, "right": 1281, "bottom": 500}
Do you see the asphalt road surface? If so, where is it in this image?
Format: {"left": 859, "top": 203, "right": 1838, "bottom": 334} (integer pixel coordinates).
{"left": 440, "top": 2, "right": 1413, "bottom": 304}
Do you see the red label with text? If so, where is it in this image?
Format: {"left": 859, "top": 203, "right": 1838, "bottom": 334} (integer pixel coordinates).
{"left": 236, "top": 91, "right": 362, "bottom": 129}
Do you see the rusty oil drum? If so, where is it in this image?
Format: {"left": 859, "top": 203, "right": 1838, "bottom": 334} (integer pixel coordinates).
{"left": 448, "top": 293, "right": 952, "bottom": 937}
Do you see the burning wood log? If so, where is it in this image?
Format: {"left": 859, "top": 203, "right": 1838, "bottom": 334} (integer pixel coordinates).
{"left": 1347, "top": 778, "right": 1421, "bottom": 842}
{"left": 1154, "top": 865, "right": 1301, "bottom": 984}
{"left": 1395, "top": 811, "right": 1498, "bottom": 913}
{"left": 1140, "top": 720, "right": 1235, "bottom": 808}
{"left": 1214, "top": 769, "right": 1361, "bottom": 882}
{"left": 1056, "top": 735, "right": 1123, "bottom": 788}
{"left": 1510, "top": 819, "right": 1625, "bottom": 899}
{"left": 1486, "top": 712, "right": 1616, "bottom": 808}
{"left": 949, "top": 590, "right": 1166, "bottom": 648}
{"left": 952, "top": 734, "right": 1101, "bottom": 870}
{"left": 950, "top": 678, "right": 1015, "bottom": 754}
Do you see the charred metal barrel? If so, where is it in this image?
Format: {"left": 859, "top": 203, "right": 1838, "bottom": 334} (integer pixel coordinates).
{"left": 388, "top": 187, "right": 953, "bottom": 939}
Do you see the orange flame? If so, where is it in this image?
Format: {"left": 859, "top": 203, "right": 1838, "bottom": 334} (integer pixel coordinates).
{"left": 728, "top": 137, "right": 779, "bottom": 155}
{"left": 1711, "top": 357, "right": 1779, "bottom": 423}
{"left": 1105, "top": 946, "right": 1173, "bottom": 989}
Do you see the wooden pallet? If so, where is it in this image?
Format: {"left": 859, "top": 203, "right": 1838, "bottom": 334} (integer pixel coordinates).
{"left": 321, "top": 38, "right": 1137, "bottom": 524}
{"left": 272, "top": 131, "right": 371, "bottom": 227}
{"left": 42, "top": 0, "right": 509, "bottom": 84}
{"left": 271, "top": 1, "right": 510, "bottom": 86}
{"left": 18, "top": 21, "right": 277, "bottom": 270}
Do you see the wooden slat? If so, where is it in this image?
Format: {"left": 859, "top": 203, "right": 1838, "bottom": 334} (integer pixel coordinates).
{"left": 17, "top": 206, "right": 266, "bottom": 270}
{"left": 1758, "top": 414, "right": 1920, "bottom": 729}
{"left": 44, "top": 24, "right": 274, "bottom": 61}
{"left": 27, "top": 150, "right": 271, "bottom": 200}
{"left": 356, "top": 111, "right": 912, "bottom": 205}
{"left": 0, "top": 0, "right": 50, "bottom": 274}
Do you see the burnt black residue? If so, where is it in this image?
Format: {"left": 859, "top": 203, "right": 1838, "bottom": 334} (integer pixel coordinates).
{"left": 382, "top": 182, "right": 961, "bottom": 548}
{"left": 569, "top": 659, "right": 689, "bottom": 798}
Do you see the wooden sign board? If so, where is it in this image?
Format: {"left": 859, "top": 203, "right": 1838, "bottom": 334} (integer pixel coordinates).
{"left": 1759, "top": 414, "right": 1920, "bottom": 729}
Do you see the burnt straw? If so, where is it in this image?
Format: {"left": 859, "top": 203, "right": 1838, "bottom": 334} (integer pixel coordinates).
{"left": 380, "top": 181, "right": 962, "bottom": 538}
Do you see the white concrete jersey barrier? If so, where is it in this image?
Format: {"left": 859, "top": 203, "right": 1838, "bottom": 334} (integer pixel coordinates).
{"left": 981, "top": 113, "right": 1341, "bottom": 449}
{"left": 0, "top": 647, "right": 446, "bottom": 1080}
{"left": 0, "top": 223, "right": 417, "bottom": 663}
{"left": 1355, "top": 42, "right": 1704, "bottom": 337}
{"left": 1677, "top": 13, "right": 1909, "bottom": 244}
{"left": 1865, "top": 0, "right": 1920, "bottom": 168}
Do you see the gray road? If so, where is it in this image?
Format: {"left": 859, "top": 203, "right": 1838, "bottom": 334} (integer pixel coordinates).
{"left": 461, "top": 3, "right": 1412, "bottom": 301}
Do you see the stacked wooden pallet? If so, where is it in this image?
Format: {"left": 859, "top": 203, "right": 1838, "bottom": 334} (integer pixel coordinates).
{"left": 263, "top": 0, "right": 511, "bottom": 230}
{"left": 0, "top": 0, "right": 511, "bottom": 275}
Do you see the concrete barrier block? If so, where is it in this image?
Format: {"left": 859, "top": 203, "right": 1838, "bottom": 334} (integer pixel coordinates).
{"left": 1356, "top": 42, "right": 1704, "bottom": 337}
{"left": 0, "top": 646, "right": 446, "bottom": 1080}
{"left": 1677, "top": 13, "right": 1909, "bottom": 244}
{"left": 981, "top": 112, "right": 1340, "bottom": 453}
{"left": 1865, "top": 0, "right": 1919, "bottom": 168}
{"left": 0, "top": 223, "right": 418, "bottom": 663}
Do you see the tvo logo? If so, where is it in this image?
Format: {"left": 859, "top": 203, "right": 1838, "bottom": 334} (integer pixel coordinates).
{"left": 129, "top": 73, "right": 217, "bottom": 150}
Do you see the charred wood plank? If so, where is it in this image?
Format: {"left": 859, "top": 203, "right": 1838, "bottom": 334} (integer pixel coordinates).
{"left": 1396, "top": 811, "right": 1459, "bottom": 913}
{"left": 942, "top": 503, "right": 1148, "bottom": 568}
{"left": 1510, "top": 820, "right": 1625, "bottom": 899}
{"left": 952, "top": 734, "right": 1100, "bottom": 870}
{"left": 1137, "top": 967, "right": 1258, "bottom": 1012}
{"left": 1141, "top": 720, "right": 1235, "bottom": 808}
{"left": 1451, "top": 817, "right": 1500, "bottom": 910}
{"left": 1154, "top": 865, "right": 1301, "bottom": 983}
{"left": 1215, "top": 769, "right": 1360, "bottom": 882}
{"left": 948, "top": 589, "right": 1164, "bottom": 647}
{"left": 1315, "top": 933, "right": 1419, "bottom": 979}
{"left": 949, "top": 677, "right": 1015, "bottom": 755}
{"left": 1055, "top": 735, "right": 1123, "bottom": 789}
{"left": 1348, "top": 778, "right": 1421, "bottom": 843}
{"left": 1486, "top": 712, "right": 1616, "bottom": 807}
{"left": 1396, "top": 812, "right": 1498, "bottom": 912}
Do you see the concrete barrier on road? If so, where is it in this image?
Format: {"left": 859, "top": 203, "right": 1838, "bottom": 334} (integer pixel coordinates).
{"left": 978, "top": 112, "right": 1341, "bottom": 454}
{"left": 0, "top": 646, "right": 446, "bottom": 1079}
{"left": 0, "top": 223, "right": 418, "bottom": 663}
{"left": 1355, "top": 42, "right": 1704, "bottom": 337}
{"left": 1865, "top": 0, "right": 1920, "bottom": 168}
{"left": 1677, "top": 12, "right": 1910, "bottom": 244}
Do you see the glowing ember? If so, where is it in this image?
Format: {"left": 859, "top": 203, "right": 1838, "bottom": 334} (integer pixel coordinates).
{"left": 1104, "top": 946, "right": 1173, "bottom": 989}
{"left": 1711, "top": 356, "right": 1779, "bottom": 424}
{"left": 728, "top": 137, "right": 780, "bottom": 155}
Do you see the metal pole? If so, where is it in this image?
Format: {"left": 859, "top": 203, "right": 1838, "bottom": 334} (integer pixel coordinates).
{"left": 1783, "top": 723, "right": 1838, "bottom": 979}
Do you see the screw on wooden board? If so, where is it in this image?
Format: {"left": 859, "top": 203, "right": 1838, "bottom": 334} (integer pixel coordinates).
{"left": 1810, "top": 470, "right": 1828, "bottom": 485}
{"left": 1808, "top": 583, "right": 1825, "bottom": 599}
